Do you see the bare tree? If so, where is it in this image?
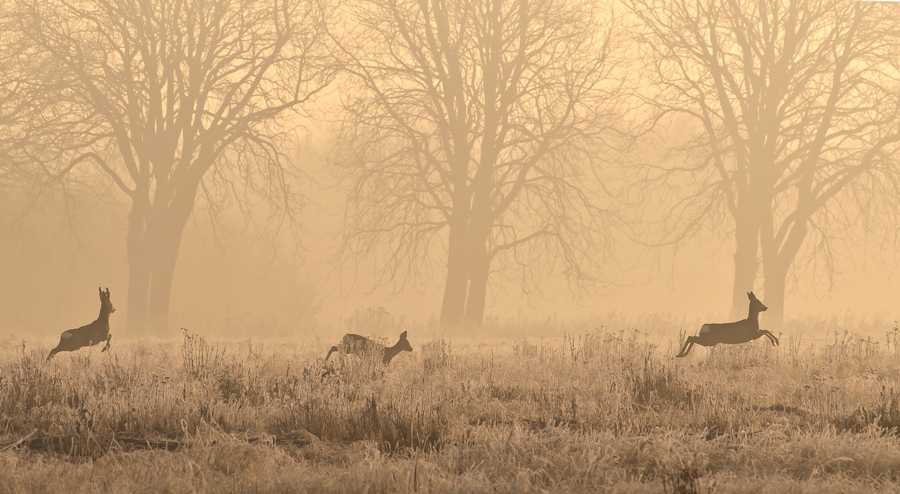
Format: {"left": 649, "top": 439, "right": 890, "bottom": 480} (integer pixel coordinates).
{"left": 0, "top": 3, "right": 59, "bottom": 224}
{"left": 332, "top": 0, "right": 627, "bottom": 327}
{"left": 15, "top": 0, "right": 333, "bottom": 332}
{"left": 627, "top": 0, "right": 900, "bottom": 323}
{"left": 0, "top": 4, "right": 33, "bottom": 191}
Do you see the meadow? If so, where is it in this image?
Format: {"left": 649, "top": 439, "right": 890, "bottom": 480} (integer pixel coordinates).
{"left": 2, "top": 313, "right": 900, "bottom": 493}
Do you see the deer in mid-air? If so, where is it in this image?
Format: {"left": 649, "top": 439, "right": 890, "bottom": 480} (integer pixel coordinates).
{"left": 675, "top": 291, "right": 779, "bottom": 358}
{"left": 326, "top": 331, "right": 412, "bottom": 364}
{"left": 47, "top": 287, "right": 115, "bottom": 360}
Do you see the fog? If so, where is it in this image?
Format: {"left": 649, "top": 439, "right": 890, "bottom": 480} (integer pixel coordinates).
{"left": 1, "top": 0, "right": 899, "bottom": 346}
{"left": 1, "top": 160, "right": 896, "bottom": 343}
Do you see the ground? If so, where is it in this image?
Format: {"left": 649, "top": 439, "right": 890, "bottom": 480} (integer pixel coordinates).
{"left": 1, "top": 314, "right": 899, "bottom": 493}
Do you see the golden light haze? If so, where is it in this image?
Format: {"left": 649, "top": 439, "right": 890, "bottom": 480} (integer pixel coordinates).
{"left": 1, "top": 0, "right": 899, "bottom": 344}
{"left": 1, "top": 165, "right": 896, "bottom": 341}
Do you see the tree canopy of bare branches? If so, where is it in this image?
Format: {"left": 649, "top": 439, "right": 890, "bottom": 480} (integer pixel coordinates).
{"left": 332, "top": 0, "right": 628, "bottom": 327}
{"left": 627, "top": 0, "right": 900, "bottom": 322}
{"left": 0, "top": 4, "right": 37, "bottom": 197}
{"left": 14, "top": 0, "right": 334, "bottom": 332}
{"left": 0, "top": 3, "right": 66, "bottom": 227}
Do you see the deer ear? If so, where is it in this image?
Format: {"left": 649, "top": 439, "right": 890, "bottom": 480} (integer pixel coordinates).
{"left": 400, "top": 331, "right": 408, "bottom": 339}
{"left": 99, "top": 287, "right": 103, "bottom": 295}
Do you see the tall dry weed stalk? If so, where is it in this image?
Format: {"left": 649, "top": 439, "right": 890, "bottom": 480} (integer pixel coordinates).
{"left": 181, "top": 328, "right": 224, "bottom": 380}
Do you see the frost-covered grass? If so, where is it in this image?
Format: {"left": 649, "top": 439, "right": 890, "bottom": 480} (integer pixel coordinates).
{"left": 1, "top": 315, "right": 899, "bottom": 493}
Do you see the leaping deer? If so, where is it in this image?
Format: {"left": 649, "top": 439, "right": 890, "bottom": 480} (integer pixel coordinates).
{"left": 325, "top": 331, "right": 412, "bottom": 364}
{"left": 47, "top": 287, "right": 115, "bottom": 360}
{"left": 675, "top": 291, "right": 778, "bottom": 358}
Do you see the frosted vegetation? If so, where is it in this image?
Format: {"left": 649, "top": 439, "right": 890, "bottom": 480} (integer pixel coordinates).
{"left": 2, "top": 314, "right": 900, "bottom": 493}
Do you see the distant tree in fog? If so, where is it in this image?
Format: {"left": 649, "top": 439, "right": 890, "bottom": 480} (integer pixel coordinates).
{"left": 0, "top": 5, "right": 74, "bottom": 226}
{"left": 0, "top": 6, "right": 35, "bottom": 201}
{"left": 331, "top": 0, "right": 629, "bottom": 328}
{"left": 14, "top": 0, "right": 333, "bottom": 332}
{"left": 627, "top": 0, "right": 900, "bottom": 323}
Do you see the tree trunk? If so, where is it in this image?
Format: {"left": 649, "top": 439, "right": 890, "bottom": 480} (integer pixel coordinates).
{"left": 762, "top": 260, "right": 788, "bottom": 328}
{"left": 731, "top": 203, "right": 760, "bottom": 317}
{"left": 146, "top": 181, "right": 198, "bottom": 333}
{"left": 462, "top": 1, "right": 500, "bottom": 328}
{"left": 464, "top": 245, "right": 490, "bottom": 325}
{"left": 126, "top": 223, "right": 178, "bottom": 335}
{"left": 760, "top": 213, "right": 808, "bottom": 329}
{"left": 147, "top": 230, "right": 182, "bottom": 334}
{"left": 125, "top": 179, "right": 198, "bottom": 334}
{"left": 125, "top": 202, "right": 151, "bottom": 333}
{"left": 440, "top": 209, "right": 470, "bottom": 329}
{"left": 463, "top": 181, "right": 493, "bottom": 326}
{"left": 440, "top": 248, "right": 469, "bottom": 328}
{"left": 126, "top": 250, "right": 151, "bottom": 334}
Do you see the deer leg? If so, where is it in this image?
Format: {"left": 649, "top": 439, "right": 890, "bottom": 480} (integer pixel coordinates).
{"left": 761, "top": 330, "right": 779, "bottom": 346}
{"left": 102, "top": 334, "right": 112, "bottom": 352}
{"left": 676, "top": 337, "right": 696, "bottom": 358}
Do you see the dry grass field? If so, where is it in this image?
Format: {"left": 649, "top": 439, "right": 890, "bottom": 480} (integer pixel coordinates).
{"left": 2, "top": 313, "right": 900, "bottom": 493}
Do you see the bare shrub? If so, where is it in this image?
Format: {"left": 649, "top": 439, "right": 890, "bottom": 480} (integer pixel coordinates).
{"left": 627, "top": 353, "right": 693, "bottom": 410}
{"left": 421, "top": 338, "right": 454, "bottom": 374}
{"left": 181, "top": 328, "right": 224, "bottom": 381}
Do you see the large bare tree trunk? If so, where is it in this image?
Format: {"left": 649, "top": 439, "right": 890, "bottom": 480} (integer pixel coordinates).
{"left": 731, "top": 203, "right": 760, "bottom": 317}
{"left": 125, "top": 222, "right": 179, "bottom": 334}
{"left": 148, "top": 253, "right": 177, "bottom": 333}
{"left": 464, "top": 246, "right": 490, "bottom": 325}
{"left": 125, "top": 201, "right": 151, "bottom": 332}
{"left": 440, "top": 254, "right": 468, "bottom": 328}
{"left": 127, "top": 222, "right": 189, "bottom": 334}
{"left": 147, "top": 187, "right": 194, "bottom": 333}
{"left": 441, "top": 209, "right": 471, "bottom": 328}
{"left": 463, "top": 46, "right": 500, "bottom": 327}
{"left": 463, "top": 187, "right": 493, "bottom": 326}
{"left": 762, "top": 261, "right": 788, "bottom": 328}
{"left": 760, "top": 211, "right": 809, "bottom": 328}
{"left": 147, "top": 229, "right": 183, "bottom": 334}
{"left": 126, "top": 249, "right": 151, "bottom": 333}
{"left": 125, "top": 180, "right": 197, "bottom": 334}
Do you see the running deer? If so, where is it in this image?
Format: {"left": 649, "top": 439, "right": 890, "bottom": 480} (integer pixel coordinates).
{"left": 675, "top": 291, "right": 778, "bottom": 358}
{"left": 325, "top": 331, "right": 412, "bottom": 364}
{"left": 47, "top": 287, "right": 115, "bottom": 360}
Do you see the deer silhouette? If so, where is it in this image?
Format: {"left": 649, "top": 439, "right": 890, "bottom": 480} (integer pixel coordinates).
{"left": 47, "top": 287, "right": 115, "bottom": 360}
{"left": 676, "top": 291, "right": 778, "bottom": 358}
{"left": 326, "top": 331, "right": 412, "bottom": 364}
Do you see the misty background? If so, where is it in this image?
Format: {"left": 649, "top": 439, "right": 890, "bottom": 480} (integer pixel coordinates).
{"left": 1, "top": 0, "right": 898, "bottom": 344}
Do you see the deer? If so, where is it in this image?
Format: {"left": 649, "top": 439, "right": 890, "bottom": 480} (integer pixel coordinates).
{"left": 325, "top": 331, "right": 412, "bottom": 364}
{"left": 675, "top": 291, "right": 779, "bottom": 358}
{"left": 47, "top": 287, "right": 115, "bottom": 360}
